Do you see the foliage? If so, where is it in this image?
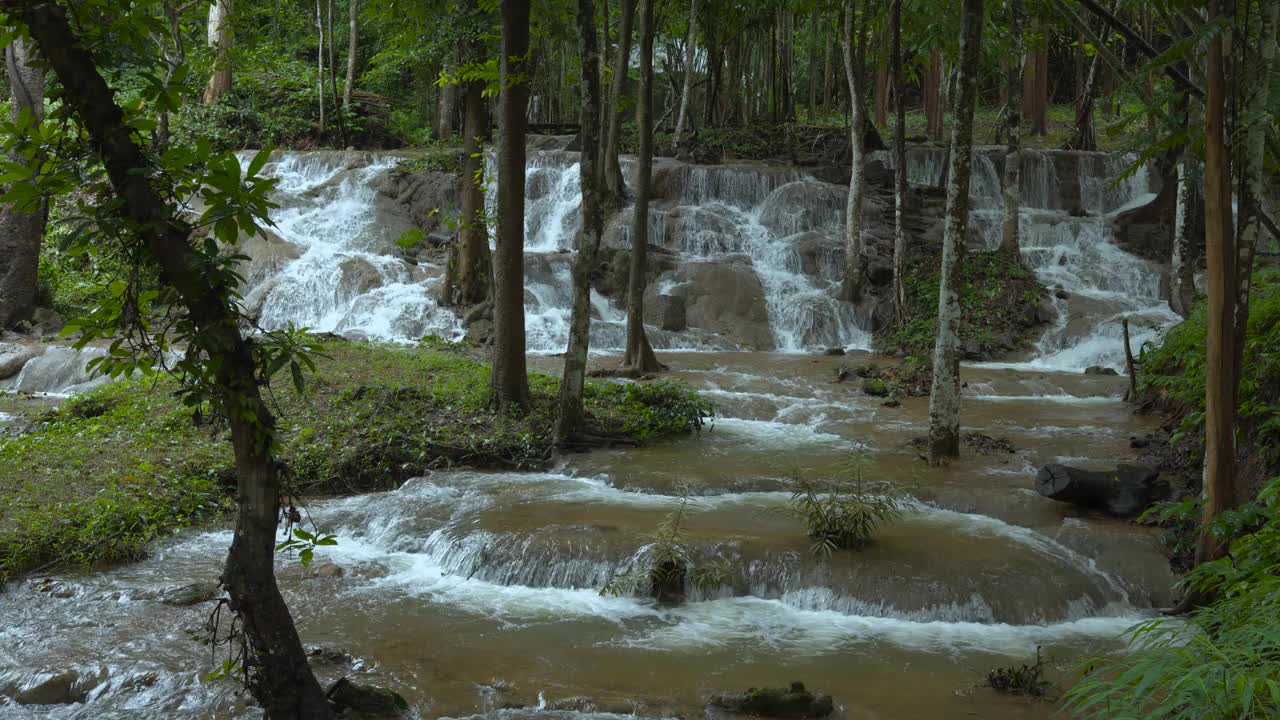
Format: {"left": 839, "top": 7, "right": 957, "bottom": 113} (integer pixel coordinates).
{"left": 986, "top": 647, "right": 1051, "bottom": 698}
{"left": 766, "top": 454, "right": 910, "bottom": 555}
{"left": 1061, "top": 478, "right": 1280, "bottom": 720}
{"left": 584, "top": 379, "right": 714, "bottom": 441}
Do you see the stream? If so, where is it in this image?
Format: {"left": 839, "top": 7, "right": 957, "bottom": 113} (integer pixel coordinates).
{"left": 1, "top": 145, "right": 1182, "bottom": 718}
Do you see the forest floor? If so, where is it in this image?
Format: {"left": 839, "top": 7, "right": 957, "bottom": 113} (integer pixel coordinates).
{"left": 0, "top": 338, "right": 711, "bottom": 584}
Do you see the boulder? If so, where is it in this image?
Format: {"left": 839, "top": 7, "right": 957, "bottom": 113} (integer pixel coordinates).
{"left": 861, "top": 378, "right": 890, "bottom": 397}
{"left": 1035, "top": 463, "right": 1169, "bottom": 517}
{"left": 30, "top": 308, "right": 64, "bottom": 338}
{"left": 0, "top": 343, "right": 40, "bottom": 380}
{"left": 12, "top": 671, "right": 82, "bottom": 705}
{"left": 326, "top": 678, "right": 410, "bottom": 719}
{"left": 307, "top": 562, "right": 345, "bottom": 579}
{"left": 645, "top": 262, "right": 773, "bottom": 350}
{"left": 1083, "top": 365, "right": 1119, "bottom": 376}
{"left": 656, "top": 294, "right": 687, "bottom": 332}
{"left": 157, "top": 581, "right": 221, "bottom": 607}
{"left": 787, "top": 230, "right": 843, "bottom": 282}
{"left": 758, "top": 181, "right": 846, "bottom": 237}
{"left": 709, "top": 682, "right": 834, "bottom": 719}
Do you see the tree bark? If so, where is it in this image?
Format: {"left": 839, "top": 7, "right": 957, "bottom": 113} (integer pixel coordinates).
{"left": 822, "top": 28, "right": 834, "bottom": 115}
{"left": 1170, "top": 152, "right": 1199, "bottom": 317}
{"left": 342, "top": 0, "right": 358, "bottom": 108}
{"left": 556, "top": 0, "right": 606, "bottom": 442}
{"left": 927, "top": 0, "right": 983, "bottom": 465}
{"left": 891, "top": 0, "right": 907, "bottom": 327}
{"left": 604, "top": 0, "right": 635, "bottom": 204}
{"left": 673, "top": 0, "right": 697, "bottom": 152}
{"left": 491, "top": 0, "right": 533, "bottom": 411}
{"left": 840, "top": 0, "right": 865, "bottom": 303}
{"left": 316, "top": 0, "right": 325, "bottom": 134}
{"left": 4, "top": 2, "right": 331, "bottom": 714}
{"left": 873, "top": 66, "right": 888, "bottom": 129}
{"left": 925, "top": 48, "right": 943, "bottom": 140}
{"left": 204, "top": 0, "right": 233, "bottom": 103}
{"left": 0, "top": 36, "right": 46, "bottom": 329}
{"left": 1000, "top": 0, "right": 1023, "bottom": 256}
{"left": 436, "top": 54, "right": 457, "bottom": 141}
{"left": 1193, "top": 0, "right": 1236, "bottom": 571}
{"left": 622, "top": 0, "right": 665, "bottom": 373}
{"left": 1067, "top": 45, "right": 1100, "bottom": 151}
{"left": 447, "top": 80, "right": 493, "bottom": 308}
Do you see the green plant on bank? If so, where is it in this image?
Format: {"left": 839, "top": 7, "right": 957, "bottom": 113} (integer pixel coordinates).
{"left": 766, "top": 454, "right": 910, "bottom": 555}
{"left": 986, "top": 647, "right": 1052, "bottom": 698}
{"left": 601, "top": 484, "right": 733, "bottom": 603}
{"left": 1061, "top": 477, "right": 1280, "bottom": 720}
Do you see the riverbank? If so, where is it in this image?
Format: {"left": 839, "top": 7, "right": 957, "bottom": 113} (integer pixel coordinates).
{"left": 0, "top": 338, "right": 711, "bottom": 584}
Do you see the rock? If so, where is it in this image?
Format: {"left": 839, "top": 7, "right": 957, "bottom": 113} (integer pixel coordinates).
{"left": 962, "top": 433, "right": 1016, "bottom": 454}
{"left": 852, "top": 364, "right": 880, "bottom": 379}
{"left": 657, "top": 294, "right": 688, "bottom": 332}
{"left": 961, "top": 337, "right": 982, "bottom": 359}
{"left": 1035, "top": 463, "right": 1170, "bottom": 517}
{"left": 0, "top": 343, "right": 40, "bottom": 379}
{"left": 709, "top": 682, "right": 834, "bottom": 719}
{"left": 997, "top": 333, "right": 1017, "bottom": 351}
{"left": 31, "top": 308, "right": 64, "bottom": 338}
{"left": 1054, "top": 288, "right": 1070, "bottom": 300}
{"left": 31, "top": 578, "right": 76, "bottom": 598}
{"left": 881, "top": 398, "right": 901, "bottom": 408}
{"left": 758, "top": 181, "right": 846, "bottom": 237}
{"left": 326, "top": 678, "right": 410, "bottom": 719}
{"left": 157, "top": 581, "right": 221, "bottom": 607}
{"left": 861, "top": 378, "right": 890, "bottom": 397}
{"left": 464, "top": 318, "right": 494, "bottom": 346}
{"left": 13, "top": 671, "right": 81, "bottom": 705}
{"left": 1083, "top": 365, "right": 1119, "bottom": 376}
{"left": 308, "top": 562, "right": 345, "bottom": 579}
{"left": 865, "top": 259, "right": 894, "bottom": 287}
{"left": 788, "top": 230, "right": 843, "bottom": 281}
{"left": 645, "top": 262, "right": 773, "bottom": 350}
{"left": 1129, "top": 436, "right": 1150, "bottom": 449}
{"left": 823, "top": 348, "right": 845, "bottom": 356}
{"left": 1034, "top": 299, "right": 1057, "bottom": 324}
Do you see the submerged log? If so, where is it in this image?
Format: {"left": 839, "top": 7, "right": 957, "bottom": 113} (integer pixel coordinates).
{"left": 1035, "top": 463, "right": 1169, "bottom": 517}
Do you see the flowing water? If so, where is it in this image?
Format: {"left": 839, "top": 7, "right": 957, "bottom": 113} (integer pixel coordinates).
{"left": 1, "top": 145, "right": 1183, "bottom": 718}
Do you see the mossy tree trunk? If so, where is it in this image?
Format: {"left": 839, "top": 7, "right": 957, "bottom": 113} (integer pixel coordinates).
{"left": 7, "top": 3, "right": 331, "bottom": 714}
{"left": 1000, "top": 0, "right": 1022, "bottom": 258}
{"left": 450, "top": 79, "right": 492, "bottom": 308}
{"left": 926, "top": 0, "right": 983, "bottom": 465}
{"left": 603, "top": 0, "right": 635, "bottom": 205}
{"left": 491, "top": 0, "right": 533, "bottom": 411}
{"left": 0, "top": 36, "right": 46, "bottom": 329}
{"left": 556, "top": 0, "right": 606, "bottom": 443}
{"left": 622, "top": 0, "right": 665, "bottom": 374}
{"left": 840, "top": 0, "right": 865, "bottom": 304}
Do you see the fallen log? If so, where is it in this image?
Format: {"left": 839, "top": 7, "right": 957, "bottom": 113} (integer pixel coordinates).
{"left": 1035, "top": 463, "right": 1169, "bottom": 517}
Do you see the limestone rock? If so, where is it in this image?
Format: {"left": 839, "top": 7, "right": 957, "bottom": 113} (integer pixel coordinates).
{"left": 326, "top": 678, "right": 409, "bottom": 719}
{"left": 157, "top": 581, "right": 221, "bottom": 607}
{"left": 0, "top": 342, "right": 40, "bottom": 380}
{"left": 709, "top": 682, "right": 834, "bottom": 719}
{"left": 645, "top": 262, "right": 773, "bottom": 350}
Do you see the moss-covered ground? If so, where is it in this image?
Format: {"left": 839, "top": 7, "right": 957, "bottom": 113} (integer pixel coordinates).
{"left": 0, "top": 339, "right": 712, "bottom": 583}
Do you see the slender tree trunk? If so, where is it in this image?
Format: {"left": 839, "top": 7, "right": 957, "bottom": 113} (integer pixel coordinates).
{"left": 0, "top": 37, "right": 46, "bottom": 329}
{"left": 673, "top": 0, "right": 697, "bottom": 152}
{"left": 622, "top": 0, "right": 665, "bottom": 373}
{"left": 446, "top": 80, "right": 493, "bottom": 308}
{"left": 204, "top": 0, "right": 233, "bottom": 103}
{"left": 781, "top": 10, "right": 794, "bottom": 121}
{"left": 1068, "top": 46, "right": 1101, "bottom": 151}
{"left": 1000, "top": 0, "right": 1023, "bottom": 256}
{"left": 927, "top": 0, "right": 983, "bottom": 465}
{"left": 891, "top": 0, "right": 908, "bottom": 327}
{"left": 326, "top": 0, "right": 345, "bottom": 142}
{"left": 556, "top": 0, "right": 606, "bottom": 442}
{"left": 491, "top": 0, "right": 533, "bottom": 411}
{"left": 841, "top": 0, "right": 865, "bottom": 303}
{"left": 158, "top": 0, "right": 186, "bottom": 148}
{"left": 436, "top": 55, "right": 457, "bottom": 141}
{"left": 1170, "top": 152, "right": 1199, "bottom": 317}
{"left": 807, "top": 25, "right": 817, "bottom": 120}
{"left": 873, "top": 66, "right": 888, "bottom": 128}
{"left": 822, "top": 29, "right": 834, "bottom": 115}
{"left": 316, "top": 0, "right": 325, "bottom": 134}
{"left": 1192, "top": 0, "right": 1236, "bottom": 571}
{"left": 604, "top": 0, "right": 635, "bottom": 203}
{"left": 6, "top": 3, "right": 332, "bottom": 714}
{"left": 925, "top": 48, "right": 943, "bottom": 140}
{"left": 342, "top": 0, "right": 359, "bottom": 108}
{"left": 1023, "top": 26, "right": 1047, "bottom": 135}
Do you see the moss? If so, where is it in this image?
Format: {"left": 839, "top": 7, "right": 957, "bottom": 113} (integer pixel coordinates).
{"left": 0, "top": 340, "right": 712, "bottom": 582}
{"left": 875, "top": 245, "right": 1047, "bottom": 359}
{"left": 861, "top": 378, "right": 889, "bottom": 397}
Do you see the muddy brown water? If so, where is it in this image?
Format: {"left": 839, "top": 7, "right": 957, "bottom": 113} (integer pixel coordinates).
{"left": 0, "top": 352, "right": 1176, "bottom": 719}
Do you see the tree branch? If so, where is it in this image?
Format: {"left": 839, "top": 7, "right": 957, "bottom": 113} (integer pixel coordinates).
{"left": 1075, "top": 0, "right": 1202, "bottom": 98}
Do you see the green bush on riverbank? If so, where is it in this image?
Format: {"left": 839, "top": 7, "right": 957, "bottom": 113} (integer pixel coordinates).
{"left": 0, "top": 340, "right": 712, "bottom": 583}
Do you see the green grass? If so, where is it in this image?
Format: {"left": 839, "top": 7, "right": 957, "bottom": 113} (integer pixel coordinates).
{"left": 0, "top": 339, "right": 712, "bottom": 583}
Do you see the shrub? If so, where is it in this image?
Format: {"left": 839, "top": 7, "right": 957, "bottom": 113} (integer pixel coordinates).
{"left": 766, "top": 455, "right": 910, "bottom": 555}
{"left": 987, "top": 647, "right": 1052, "bottom": 698}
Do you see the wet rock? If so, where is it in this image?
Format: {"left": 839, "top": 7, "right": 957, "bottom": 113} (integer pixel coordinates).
{"left": 881, "top": 398, "right": 901, "bottom": 408}
{"left": 1054, "top": 288, "right": 1070, "bottom": 300}
{"left": 962, "top": 433, "right": 1016, "bottom": 455}
{"left": 788, "top": 230, "right": 843, "bottom": 281}
{"left": 1083, "top": 365, "right": 1119, "bottom": 376}
{"left": 464, "top": 319, "right": 494, "bottom": 346}
{"left": 1036, "top": 463, "right": 1170, "bottom": 517}
{"left": 657, "top": 294, "right": 688, "bottom": 332}
{"left": 326, "top": 677, "right": 410, "bottom": 718}
{"left": 861, "top": 378, "right": 890, "bottom": 397}
{"left": 31, "top": 578, "right": 76, "bottom": 598}
{"left": 13, "top": 671, "right": 81, "bottom": 705}
{"left": 1129, "top": 435, "right": 1150, "bottom": 449}
{"left": 709, "top": 682, "right": 834, "bottom": 719}
{"left": 852, "top": 364, "right": 880, "bottom": 379}
{"left": 823, "top": 347, "right": 845, "bottom": 356}
{"left": 31, "top": 308, "right": 65, "bottom": 338}
{"left": 308, "top": 562, "right": 345, "bottom": 579}
{"left": 307, "top": 646, "right": 366, "bottom": 672}
{"left": 997, "top": 333, "right": 1017, "bottom": 351}
{"left": 645, "top": 262, "right": 773, "bottom": 350}
{"left": 865, "top": 259, "right": 894, "bottom": 287}
{"left": 1034, "top": 299, "right": 1057, "bottom": 324}
{"left": 961, "top": 338, "right": 982, "bottom": 360}
{"left": 758, "top": 181, "right": 846, "bottom": 237}
{"left": 157, "top": 581, "right": 221, "bottom": 607}
{"left": 0, "top": 342, "right": 40, "bottom": 379}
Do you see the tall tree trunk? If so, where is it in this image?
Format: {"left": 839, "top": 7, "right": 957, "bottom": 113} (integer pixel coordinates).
{"left": 673, "top": 0, "right": 697, "bottom": 152}
{"left": 491, "top": 0, "right": 533, "bottom": 410}
{"left": 604, "top": 0, "right": 635, "bottom": 203}
{"left": 891, "top": 0, "right": 908, "bottom": 326}
{"left": 1067, "top": 45, "right": 1101, "bottom": 151}
{"left": 1000, "top": 0, "right": 1023, "bottom": 255}
{"left": 158, "top": 0, "right": 186, "bottom": 148}
{"left": 326, "top": 0, "right": 344, "bottom": 142}
{"left": 1023, "top": 26, "right": 1047, "bottom": 135}
{"left": 343, "top": 0, "right": 359, "bottom": 108}
{"left": 822, "top": 29, "right": 834, "bottom": 115}
{"left": 556, "top": 0, "right": 606, "bottom": 442}
{"left": 807, "top": 25, "right": 817, "bottom": 120}
{"left": 925, "top": 48, "right": 943, "bottom": 140}
{"left": 1170, "top": 152, "right": 1200, "bottom": 317}
{"left": 0, "top": 37, "right": 46, "bottom": 329}
{"left": 316, "top": 0, "right": 325, "bottom": 134}
{"left": 873, "top": 66, "right": 888, "bottom": 128}
{"left": 622, "top": 0, "right": 665, "bottom": 373}
{"left": 841, "top": 0, "right": 865, "bottom": 303}
{"left": 445, "top": 80, "right": 493, "bottom": 308}
{"left": 927, "top": 0, "right": 983, "bottom": 465}
{"left": 781, "top": 10, "right": 794, "bottom": 121}
{"left": 436, "top": 56, "right": 457, "bottom": 141}
{"left": 1192, "top": 0, "right": 1236, "bottom": 572}
{"left": 6, "top": 3, "right": 332, "bottom": 714}
{"left": 204, "top": 0, "right": 233, "bottom": 103}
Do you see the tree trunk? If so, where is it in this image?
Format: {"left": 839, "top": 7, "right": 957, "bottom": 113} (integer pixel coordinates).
{"left": 891, "top": 0, "right": 907, "bottom": 327}
{"left": 342, "top": 0, "right": 359, "bottom": 108}
{"left": 807, "top": 25, "right": 817, "bottom": 121}
{"left": 780, "top": 10, "right": 794, "bottom": 121}
{"left": 622, "top": 0, "right": 665, "bottom": 373}
{"left": 1000, "top": 0, "right": 1023, "bottom": 256}
{"left": 1193, "top": 0, "right": 1236, "bottom": 571}
{"left": 1067, "top": 46, "right": 1100, "bottom": 151}
{"left": 840, "top": 0, "right": 865, "bottom": 303}
{"left": 157, "top": 0, "right": 186, "bottom": 148}
{"left": 1170, "top": 152, "right": 1199, "bottom": 317}
{"left": 1023, "top": 26, "right": 1047, "bottom": 136}
{"left": 873, "top": 66, "right": 888, "bottom": 128}
{"left": 822, "top": 29, "right": 834, "bottom": 115}
{"left": 927, "top": 0, "right": 983, "bottom": 465}
{"left": 204, "top": 0, "right": 233, "bottom": 103}
{"left": 326, "top": 0, "right": 343, "bottom": 142}
{"left": 316, "top": 0, "right": 325, "bottom": 134}
{"left": 556, "top": 0, "right": 606, "bottom": 442}
{"left": 673, "top": 0, "right": 696, "bottom": 153}
{"left": 491, "top": 0, "right": 533, "bottom": 411}
{"left": 925, "top": 48, "right": 943, "bottom": 140}
{"left": 436, "top": 58, "right": 457, "bottom": 141}
{"left": 604, "top": 0, "right": 635, "bottom": 204}
{"left": 449, "top": 80, "right": 492, "bottom": 308}
{"left": 7, "top": 3, "right": 331, "bottom": 714}
{"left": 0, "top": 37, "right": 46, "bottom": 329}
